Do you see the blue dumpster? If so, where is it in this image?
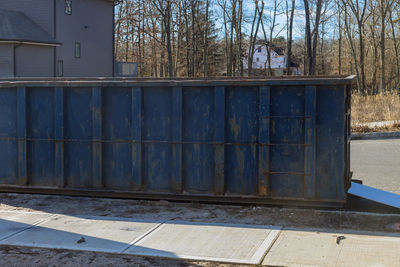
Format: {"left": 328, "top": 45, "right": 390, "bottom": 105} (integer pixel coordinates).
{"left": 0, "top": 76, "right": 355, "bottom": 207}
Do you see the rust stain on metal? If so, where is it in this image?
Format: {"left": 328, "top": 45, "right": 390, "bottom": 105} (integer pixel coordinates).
{"left": 229, "top": 115, "right": 241, "bottom": 141}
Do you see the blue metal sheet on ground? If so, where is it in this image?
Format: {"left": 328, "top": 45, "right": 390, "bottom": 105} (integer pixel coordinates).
{"left": 348, "top": 182, "right": 400, "bottom": 209}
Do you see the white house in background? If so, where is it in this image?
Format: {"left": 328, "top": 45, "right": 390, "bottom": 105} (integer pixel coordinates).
{"left": 244, "top": 44, "right": 302, "bottom": 75}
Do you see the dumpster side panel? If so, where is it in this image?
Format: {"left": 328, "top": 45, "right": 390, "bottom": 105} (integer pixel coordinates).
{"left": 64, "top": 88, "right": 93, "bottom": 188}
{"left": 269, "top": 86, "right": 305, "bottom": 198}
{"left": 143, "top": 87, "right": 172, "bottom": 191}
{"left": 102, "top": 87, "right": 133, "bottom": 190}
{"left": 27, "top": 88, "right": 55, "bottom": 186}
{"left": 225, "top": 87, "right": 258, "bottom": 195}
{"left": 0, "top": 88, "right": 17, "bottom": 184}
{"left": 316, "top": 86, "right": 346, "bottom": 200}
{"left": 182, "top": 87, "right": 215, "bottom": 193}
{"left": 0, "top": 78, "right": 353, "bottom": 207}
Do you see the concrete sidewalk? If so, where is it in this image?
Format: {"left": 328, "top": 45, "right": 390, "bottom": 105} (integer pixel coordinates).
{"left": 0, "top": 211, "right": 399, "bottom": 266}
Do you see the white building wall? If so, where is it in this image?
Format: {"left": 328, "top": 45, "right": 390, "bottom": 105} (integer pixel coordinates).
{"left": 244, "top": 45, "right": 286, "bottom": 69}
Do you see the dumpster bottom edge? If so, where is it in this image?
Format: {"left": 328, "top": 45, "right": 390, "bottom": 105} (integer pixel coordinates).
{"left": 0, "top": 185, "right": 346, "bottom": 209}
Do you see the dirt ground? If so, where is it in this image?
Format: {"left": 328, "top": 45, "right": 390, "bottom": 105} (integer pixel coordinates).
{"left": 0, "top": 193, "right": 399, "bottom": 266}
{"left": 0, "top": 245, "right": 240, "bottom": 267}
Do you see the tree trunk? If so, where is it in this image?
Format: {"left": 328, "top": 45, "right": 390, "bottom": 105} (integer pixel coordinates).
{"left": 267, "top": 0, "right": 278, "bottom": 76}
{"left": 115, "top": 4, "right": 123, "bottom": 61}
{"left": 337, "top": 0, "right": 342, "bottom": 75}
{"left": 358, "top": 23, "right": 366, "bottom": 94}
{"left": 222, "top": 1, "right": 229, "bottom": 76}
{"left": 343, "top": 4, "right": 362, "bottom": 93}
{"left": 165, "top": 0, "right": 174, "bottom": 77}
{"left": 238, "top": 0, "right": 243, "bottom": 76}
{"left": 160, "top": 18, "right": 165, "bottom": 77}
{"left": 389, "top": 7, "right": 400, "bottom": 89}
{"left": 303, "top": 0, "right": 312, "bottom": 75}
{"left": 248, "top": 1, "right": 263, "bottom": 77}
{"left": 183, "top": 1, "right": 191, "bottom": 76}
{"left": 286, "top": 0, "right": 295, "bottom": 75}
{"left": 228, "top": 0, "right": 237, "bottom": 76}
{"left": 311, "top": 0, "right": 323, "bottom": 75}
{"left": 203, "top": 0, "right": 209, "bottom": 77}
{"left": 379, "top": 0, "right": 389, "bottom": 92}
{"left": 138, "top": 0, "right": 142, "bottom": 77}
{"left": 191, "top": 1, "right": 197, "bottom": 76}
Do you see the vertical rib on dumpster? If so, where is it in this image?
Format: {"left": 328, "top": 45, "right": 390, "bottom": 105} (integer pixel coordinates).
{"left": 17, "top": 87, "right": 27, "bottom": 186}
{"left": 304, "top": 86, "right": 316, "bottom": 199}
{"left": 345, "top": 85, "right": 351, "bottom": 190}
{"left": 214, "top": 87, "right": 225, "bottom": 195}
{"left": 131, "top": 87, "right": 142, "bottom": 190}
{"left": 92, "top": 87, "right": 103, "bottom": 188}
{"left": 54, "top": 87, "right": 64, "bottom": 187}
{"left": 172, "top": 87, "right": 183, "bottom": 193}
{"left": 258, "top": 86, "right": 270, "bottom": 196}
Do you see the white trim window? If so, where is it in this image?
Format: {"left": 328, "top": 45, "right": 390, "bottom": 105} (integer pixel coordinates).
{"left": 57, "top": 60, "right": 64, "bottom": 77}
{"left": 75, "top": 42, "right": 81, "bottom": 58}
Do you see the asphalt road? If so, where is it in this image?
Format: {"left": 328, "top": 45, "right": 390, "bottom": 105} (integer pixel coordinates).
{"left": 351, "top": 138, "right": 400, "bottom": 195}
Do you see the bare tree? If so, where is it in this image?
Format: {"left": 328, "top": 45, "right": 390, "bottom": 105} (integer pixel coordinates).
{"left": 248, "top": 0, "right": 263, "bottom": 76}
{"left": 203, "top": 0, "right": 209, "bottom": 76}
{"left": 342, "top": 0, "right": 368, "bottom": 93}
{"left": 304, "top": 0, "right": 312, "bottom": 74}
{"left": 388, "top": 3, "right": 400, "bottom": 88}
{"left": 311, "top": 0, "right": 323, "bottom": 75}
{"left": 267, "top": 0, "right": 280, "bottom": 76}
{"left": 378, "top": 0, "right": 393, "bottom": 92}
{"left": 286, "top": 0, "right": 295, "bottom": 75}
{"left": 336, "top": 0, "right": 343, "bottom": 75}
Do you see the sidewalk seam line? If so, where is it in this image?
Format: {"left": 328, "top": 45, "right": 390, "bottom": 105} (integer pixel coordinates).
{"left": 119, "top": 221, "right": 166, "bottom": 253}
{"left": 0, "top": 214, "right": 58, "bottom": 243}
{"left": 257, "top": 226, "right": 284, "bottom": 265}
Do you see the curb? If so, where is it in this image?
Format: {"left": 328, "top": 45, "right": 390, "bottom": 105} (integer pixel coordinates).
{"left": 351, "top": 131, "right": 400, "bottom": 140}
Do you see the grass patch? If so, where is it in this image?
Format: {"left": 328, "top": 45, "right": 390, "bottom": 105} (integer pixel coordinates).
{"left": 351, "top": 92, "right": 400, "bottom": 132}
{"left": 352, "top": 123, "right": 400, "bottom": 133}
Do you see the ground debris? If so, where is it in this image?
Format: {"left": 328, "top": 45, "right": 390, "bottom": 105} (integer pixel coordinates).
{"left": 336, "top": 235, "right": 346, "bottom": 245}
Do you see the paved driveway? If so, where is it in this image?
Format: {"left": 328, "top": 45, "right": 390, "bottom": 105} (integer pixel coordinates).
{"left": 351, "top": 138, "right": 400, "bottom": 194}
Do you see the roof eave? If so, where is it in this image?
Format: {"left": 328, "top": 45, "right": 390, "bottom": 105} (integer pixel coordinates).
{"left": 0, "top": 40, "right": 61, "bottom": 47}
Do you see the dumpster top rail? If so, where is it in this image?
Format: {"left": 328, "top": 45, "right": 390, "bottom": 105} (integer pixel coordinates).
{"left": 0, "top": 75, "right": 356, "bottom": 88}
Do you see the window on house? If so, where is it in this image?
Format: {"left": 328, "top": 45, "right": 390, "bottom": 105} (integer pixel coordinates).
{"left": 57, "top": 60, "right": 64, "bottom": 77}
{"left": 65, "top": 0, "right": 72, "bottom": 15}
{"left": 256, "top": 57, "right": 259, "bottom": 62}
{"left": 75, "top": 42, "right": 81, "bottom": 58}
{"left": 258, "top": 47, "right": 261, "bottom": 53}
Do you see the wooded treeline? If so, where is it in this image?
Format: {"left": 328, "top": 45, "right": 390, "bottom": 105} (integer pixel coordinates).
{"left": 115, "top": 0, "right": 400, "bottom": 94}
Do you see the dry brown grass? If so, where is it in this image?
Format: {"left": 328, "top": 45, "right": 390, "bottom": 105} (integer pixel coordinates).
{"left": 351, "top": 92, "right": 400, "bottom": 132}
{"left": 352, "top": 123, "right": 400, "bottom": 133}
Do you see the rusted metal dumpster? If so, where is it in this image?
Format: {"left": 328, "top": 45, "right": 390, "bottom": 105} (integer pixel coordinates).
{"left": 0, "top": 76, "right": 355, "bottom": 207}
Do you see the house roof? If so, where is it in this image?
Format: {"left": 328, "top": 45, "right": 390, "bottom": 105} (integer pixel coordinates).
{"left": 0, "top": 9, "right": 60, "bottom": 46}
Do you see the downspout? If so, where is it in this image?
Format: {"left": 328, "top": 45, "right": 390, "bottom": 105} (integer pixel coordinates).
{"left": 13, "top": 42, "right": 23, "bottom": 77}
{"left": 112, "top": 2, "right": 115, "bottom": 77}
{"left": 53, "top": 0, "right": 57, "bottom": 77}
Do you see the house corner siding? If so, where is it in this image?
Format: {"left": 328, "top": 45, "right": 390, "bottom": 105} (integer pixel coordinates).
{"left": 55, "top": 0, "right": 114, "bottom": 77}
{"left": 16, "top": 45, "right": 54, "bottom": 77}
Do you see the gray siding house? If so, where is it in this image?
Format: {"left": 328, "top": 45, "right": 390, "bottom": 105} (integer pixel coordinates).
{"left": 0, "top": 0, "right": 115, "bottom": 78}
